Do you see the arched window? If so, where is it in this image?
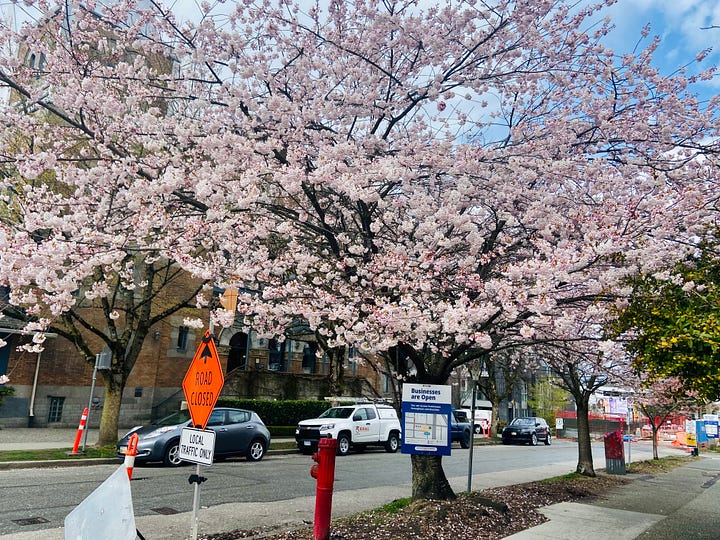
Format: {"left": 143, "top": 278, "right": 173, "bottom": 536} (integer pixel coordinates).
{"left": 227, "top": 332, "right": 248, "bottom": 372}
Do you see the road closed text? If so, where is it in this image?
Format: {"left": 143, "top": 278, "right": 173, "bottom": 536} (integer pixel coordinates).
{"left": 188, "top": 389, "right": 216, "bottom": 407}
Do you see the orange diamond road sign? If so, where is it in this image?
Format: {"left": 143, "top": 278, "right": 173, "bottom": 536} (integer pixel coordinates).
{"left": 182, "top": 330, "right": 225, "bottom": 429}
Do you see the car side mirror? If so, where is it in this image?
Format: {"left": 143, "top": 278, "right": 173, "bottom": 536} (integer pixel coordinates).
{"left": 353, "top": 414, "right": 362, "bottom": 421}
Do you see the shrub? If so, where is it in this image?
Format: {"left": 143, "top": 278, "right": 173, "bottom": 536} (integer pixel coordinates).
{"left": 217, "top": 398, "right": 339, "bottom": 426}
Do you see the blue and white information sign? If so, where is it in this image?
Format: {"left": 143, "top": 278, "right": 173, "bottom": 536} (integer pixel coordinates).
{"left": 703, "top": 414, "right": 718, "bottom": 439}
{"left": 401, "top": 383, "right": 452, "bottom": 456}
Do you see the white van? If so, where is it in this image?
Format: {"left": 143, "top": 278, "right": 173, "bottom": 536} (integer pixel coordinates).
{"left": 457, "top": 408, "right": 492, "bottom": 433}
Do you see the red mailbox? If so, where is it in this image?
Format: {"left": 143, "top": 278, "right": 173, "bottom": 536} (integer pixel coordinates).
{"left": 309, "top": 437, "right": 338, "bottom": 540}
{"left": 604, "top": 430, "right": 626, "bottom": 474}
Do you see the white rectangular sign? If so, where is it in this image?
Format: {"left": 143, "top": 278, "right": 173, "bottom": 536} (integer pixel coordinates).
{"left": 179, "top": 427, "right": 216, "bottom": 466}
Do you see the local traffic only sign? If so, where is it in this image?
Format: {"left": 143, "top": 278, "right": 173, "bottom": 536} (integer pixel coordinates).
{"left": 179, "top": 427, "right": 216, "bottom": 466}
{"left": 182, "top": 329, "right": 225, "bottom": 430}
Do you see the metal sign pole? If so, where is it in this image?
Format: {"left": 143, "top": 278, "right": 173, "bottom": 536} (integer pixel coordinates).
{"left": 190, "top": 462, "right": 201, "bottom": 540}
{"left": 466, "top": 377, "right": 477, "bottom": 492}
{"left": 81, "top": 355, "right": 99, "bottom": 451}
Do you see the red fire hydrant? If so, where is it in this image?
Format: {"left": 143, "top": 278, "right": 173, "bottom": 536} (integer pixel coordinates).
{"left": 309, "top": 437, "right": 338, "bottom": 540}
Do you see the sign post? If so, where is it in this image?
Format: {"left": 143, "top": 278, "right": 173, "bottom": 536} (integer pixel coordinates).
{"left": 182, "top": 329, "right": 224, "bottom": 540}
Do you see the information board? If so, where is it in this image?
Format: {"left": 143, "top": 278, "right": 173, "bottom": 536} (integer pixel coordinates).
{"left": 400, "top": 383, "right": 452, "bottom": 456}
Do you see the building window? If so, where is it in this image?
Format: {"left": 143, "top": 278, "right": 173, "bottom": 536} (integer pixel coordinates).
{"left": 268, "top": 338, "right": 285, "bottom": 371}
{"left": 47, "top": 397, "right": 64, "bottom": 423}
{"left": 346, "top": 345, "right": 358, "bottom": 374}
{"left": 302, "top": 343, "right": 318, "bottom": 373}
{"left": 177, "top": 326, "right": 189, "bottom": 351}
{"left": 227, "top": 332, "right": 248, "bottom": 372}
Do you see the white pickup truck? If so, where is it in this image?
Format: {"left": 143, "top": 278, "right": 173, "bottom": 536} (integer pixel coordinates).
{"left": 295, "top": 403, "right": 402, "bottom": 456}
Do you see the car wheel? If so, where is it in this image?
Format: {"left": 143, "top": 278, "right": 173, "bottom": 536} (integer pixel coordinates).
{"left": 530, "top": 433, "right": 538, "bottom": 446}
{"left": 544, "top": 433, "right": 552, "bottom": 446}
{"left": 460, "top": 430, "right": 471, "bottom": 449}
{"left": 336, "top": 434, "right": 351, "bottom": 456}
{"left": 163, "top": 440, "right": 183, "bottom": 467}
{"left": 246, "top": 438, "right": 266, "bottom": 461}
{"left": 385, "top": 432, "right": 400, "bottom": 453}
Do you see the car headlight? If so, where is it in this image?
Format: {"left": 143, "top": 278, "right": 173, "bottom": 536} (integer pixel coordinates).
{"left": 143, "top": 426, "right": 177, "bottom": 439}
{"left": 319, "top": 423, "right": 335, "bottom": 431}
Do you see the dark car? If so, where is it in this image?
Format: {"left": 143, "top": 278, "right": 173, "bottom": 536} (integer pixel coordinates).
{"left": 451, "top": 410, "right": 472, "bottom": 449}
{"left": 501, "top": 417, "right": 552, "bottom": 446}
{"left": 117, "top": 407, "right": 271, "bottom": 466}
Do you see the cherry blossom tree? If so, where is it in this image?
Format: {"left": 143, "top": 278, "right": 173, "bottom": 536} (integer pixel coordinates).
{"left": 0, "top": 0, "right": 718, "bottom": 497}
{"left": 532, "top": 334, "right": 630, "bottom": 477}
{"left": 631, "top": 376, "right": 697, "bottom": 460}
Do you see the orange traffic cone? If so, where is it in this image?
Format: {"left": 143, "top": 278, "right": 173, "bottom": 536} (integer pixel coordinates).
{"left": 68, "top": 407, "right": 89, "bottom": 455}
{"left": 124, "top": 433, "right": 139, "bottom": 480}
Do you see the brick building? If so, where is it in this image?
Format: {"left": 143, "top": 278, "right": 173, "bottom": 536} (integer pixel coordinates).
{"left": 0, "top": 307, "right": 393, "bottom": 429}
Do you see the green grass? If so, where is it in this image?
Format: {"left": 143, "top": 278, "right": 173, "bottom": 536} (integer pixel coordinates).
{"left": 540, "top": 471, "right": 588, "bottom": 484}
{"left": 0, "top": 439, "right": 297, "bottom": 462}
{"left": 0, "top": 445, "right": 119, "bottom": 462}
{"left": 626, "top": 454, "right": 697, "bottom": 474}
{"left": 377, "top": 497, "right": 412, "bottom": 514}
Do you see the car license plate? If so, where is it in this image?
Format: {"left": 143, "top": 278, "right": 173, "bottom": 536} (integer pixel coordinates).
{"left": 118, "top": 446, "right": 127, "bottom": 454}
{"left": 511, "top": 432, "right": 517, "bottom": 436}
{"left": 303, "top": 441, "right": 311, "bottom": 446}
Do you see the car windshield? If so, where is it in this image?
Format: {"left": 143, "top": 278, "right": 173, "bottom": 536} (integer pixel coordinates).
{"left": 510, "top": 418, "right": 536, "bottom": 426}
{"left": 154, "top": 410, "right": 191, "bottom": 426}
{"left": 319, "top": 407, "right": 354, "bottom": 419}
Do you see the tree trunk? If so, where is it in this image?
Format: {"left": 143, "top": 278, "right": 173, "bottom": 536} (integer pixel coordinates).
{"left": 97, "top": 373, "right": 124, "bottom": 446}
{"left": 489, "top": 403, "right": 500, "bottom": 439}
{"left": 652, "top": 426, "right": 660, "bottom": 460}
{"left": 411, "top": 454, "right": 456, "bottom": 500}
{"left": 575, "top": 401, "right": 596, "bottom": 477}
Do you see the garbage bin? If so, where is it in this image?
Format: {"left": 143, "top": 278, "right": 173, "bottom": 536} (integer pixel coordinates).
{"left": 604, "top": 430, "right": 626, "bottom": 475}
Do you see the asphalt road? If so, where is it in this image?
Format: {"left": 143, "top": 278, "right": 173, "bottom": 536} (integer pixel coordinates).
{"left": 1, "top": 438, "right": 673, "bottom": 537}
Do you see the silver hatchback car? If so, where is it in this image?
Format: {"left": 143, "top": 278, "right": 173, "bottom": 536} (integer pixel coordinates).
{"left": 117, "top": 407, "right": 271, "bottom": 466}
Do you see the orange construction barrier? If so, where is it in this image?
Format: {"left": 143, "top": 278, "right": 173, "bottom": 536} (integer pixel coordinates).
{"left": 69, "top": 407, "right": 89, "bottom": 455}
{"left": 124, "top": 433, "right": 139, "bottom": 480}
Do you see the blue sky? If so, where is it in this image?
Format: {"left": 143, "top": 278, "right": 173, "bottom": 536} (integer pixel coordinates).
{"left": 595, "top": 0, "right": 720, "bottom": 101}
{"left": 1, "top": 0, "right": 718, "bottom": 102}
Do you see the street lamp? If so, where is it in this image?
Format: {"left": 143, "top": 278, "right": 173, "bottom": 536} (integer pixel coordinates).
{"left": 466, "top": 357, "right": 484, "bottom": 492}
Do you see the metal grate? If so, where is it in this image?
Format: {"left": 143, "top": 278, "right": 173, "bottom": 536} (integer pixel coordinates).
{"left": 12, "top": 517, "right": 50, "bottom": 526}
{"left": 151, "top": 507, "right": 179, "bottom": 515}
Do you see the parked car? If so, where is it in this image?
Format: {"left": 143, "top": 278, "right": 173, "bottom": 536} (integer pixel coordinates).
{"left": 450, "top": 410, "right": 472, "bottom": 449}
{"left": 501, "top": 417, "right": 552, "bottom": 446}
{"left": 296, "top": 403, "right": 401, "bottom": 456}
{"left": 117, "top": 407, "right": 271, "bottom": 466}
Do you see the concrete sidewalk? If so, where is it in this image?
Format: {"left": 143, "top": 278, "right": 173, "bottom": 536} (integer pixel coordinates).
{"left": 1, "top": 427, "right": 717, "bottom": 540}
{"left": 507, "top": 455, "right": 720, "bottom": 539}
{"left": 0, "top": 427, "right": 121, "bottom": 451}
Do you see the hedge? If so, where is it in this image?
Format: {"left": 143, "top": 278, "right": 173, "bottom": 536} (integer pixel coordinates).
{"left": 216, "top": 398, "right": 346, "bottom": 427}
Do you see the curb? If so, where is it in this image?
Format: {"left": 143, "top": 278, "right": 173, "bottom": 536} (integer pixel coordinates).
{"left": 0, "top": 447, "right": 299, "bottom": 470}
{"left": 0, "top": 457, "right": 122, "bottom": 470}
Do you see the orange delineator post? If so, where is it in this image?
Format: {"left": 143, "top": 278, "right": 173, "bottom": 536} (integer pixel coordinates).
{"left": 309, "top": 437, "right": 338, "bottom": 540}
{"left": 69, "top": 407, "right": 89, "bottom": 455}
{"left": 124, "top": 433, "right": 139, "bottom": 480}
